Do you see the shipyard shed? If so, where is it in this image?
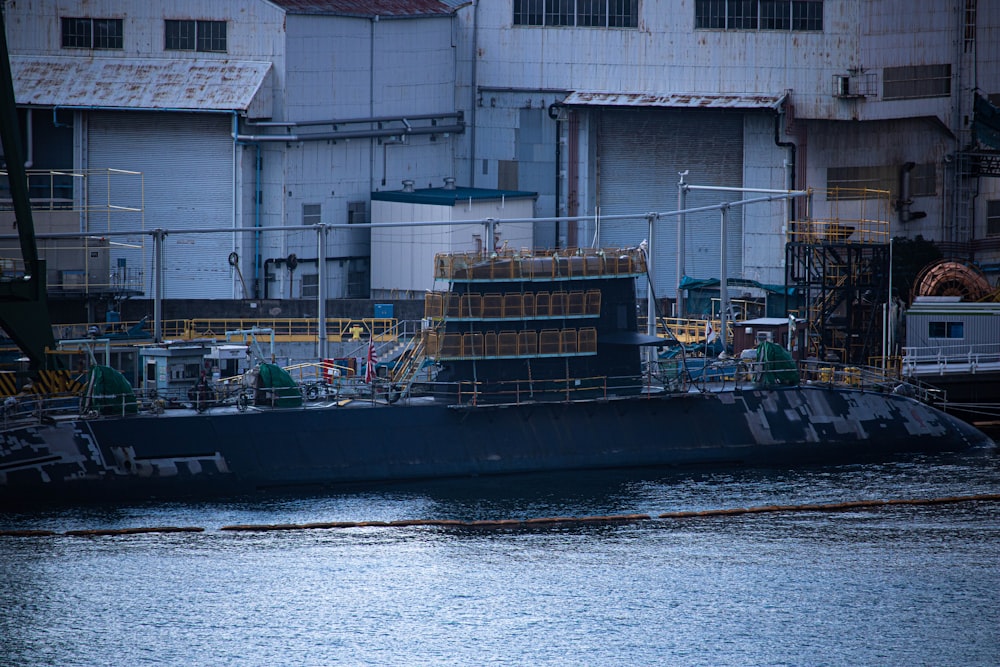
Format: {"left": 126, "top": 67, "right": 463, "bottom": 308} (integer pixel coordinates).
{"left": 370, "top": 183, "right": 536, "bottom": 298}
{"left": 4, "top": 0, "right": 461, "bottom": 303}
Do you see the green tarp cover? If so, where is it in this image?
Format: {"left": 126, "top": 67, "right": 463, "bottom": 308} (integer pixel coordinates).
{"left": 86, "top": 365, "right": 138, "bottom": 415}
{"left": 755, "top": 341, "right": 800, "bottom": 386}
{"left": 678, "top": 276, "right": 793, "bottom": 296}
{"left": 256, "top": 363, "right": 302, "bottom": 408}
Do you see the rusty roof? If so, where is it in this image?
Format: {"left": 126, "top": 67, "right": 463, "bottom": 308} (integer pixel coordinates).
{"left": 12, "top": 56, "right": 272, "bottom": 113}
{"left": 561, "top": 91, "right": 787, "bottom": 110}
{"left": 267, "top": 0, "right": 455, "bottom": 17}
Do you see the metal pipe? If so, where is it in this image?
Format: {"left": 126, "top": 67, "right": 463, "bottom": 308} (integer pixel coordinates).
{"left": 152, "top": 229, "right": 165, "bottom": 343}
{"left": 719, "top": 205, "right": 730, "bottom": 355}
{"left": 316, "top": 224, "right": 327, "bottom": 360}
{"left": 682, "top": 184, "right": 808, "bottom": 195}
{"left": 254, "top": 143, "right": 261, "bottom": 297}
{"left": 677, "top": 171, "right": 688, "bottom": 317}
{"left": 244, "top": 112, "right": 461, "bottom": 128}
{"left": 470, "top": 0, "right": 480, "bottom": 187}
{"left": 646, "top": 213, "right": 657, "bottom": 342}
{"left": 234, "top": 123, "right": 465, "bottom": 143}
{"left": 6, "top": 193, "right": 808, "bottom": 240}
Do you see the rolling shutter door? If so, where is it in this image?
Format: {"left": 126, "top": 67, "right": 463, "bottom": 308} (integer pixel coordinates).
{"left": 88, "top": 112, "right": 234, "bottom": 298}
{"left": 596, "top": 109, "right": 743, "bottom": 299}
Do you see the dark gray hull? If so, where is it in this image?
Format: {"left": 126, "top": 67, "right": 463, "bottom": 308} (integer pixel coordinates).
{"left": 0, "top": 385, "right": 992, "bottom": 507}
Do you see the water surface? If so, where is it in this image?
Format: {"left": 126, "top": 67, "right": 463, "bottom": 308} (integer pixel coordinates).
{"left": 2, "top": 450, "right": 998, "bottom": 666}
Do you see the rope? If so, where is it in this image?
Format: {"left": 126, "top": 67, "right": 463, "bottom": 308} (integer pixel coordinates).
{"left": 2, "top": 493, "right": 999, "bottom": 538}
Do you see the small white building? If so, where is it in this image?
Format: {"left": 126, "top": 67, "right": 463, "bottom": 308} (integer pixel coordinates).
{"left": 370, "top": 182, "right": 536, "bottom": 297}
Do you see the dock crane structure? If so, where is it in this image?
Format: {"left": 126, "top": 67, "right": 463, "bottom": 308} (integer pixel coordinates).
{"left": 0, "top": 5, "right": 60, "bottom": 371}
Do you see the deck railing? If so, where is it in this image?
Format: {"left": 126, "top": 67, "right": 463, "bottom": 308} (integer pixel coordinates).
{"left": 902, "top": 342, "right": 1000, "bottom": 375}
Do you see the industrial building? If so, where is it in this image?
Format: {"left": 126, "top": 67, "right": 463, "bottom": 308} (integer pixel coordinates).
{"left": 2, "top": 0, "right": 999, "bottom": 322}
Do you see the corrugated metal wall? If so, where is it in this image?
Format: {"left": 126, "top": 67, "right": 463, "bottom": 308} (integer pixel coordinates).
{"left": 88, "top": 112, "right": 235, "bottom": 299}
{"left": 906, "top": 309, "right": 1000, "bottom": 349}
{"left": 595, "top": 108, "right": 744, "bottom": 300}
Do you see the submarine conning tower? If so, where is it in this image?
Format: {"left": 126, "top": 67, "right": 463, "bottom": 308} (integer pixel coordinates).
{"left": 423, "top": 247, "right": 651, "bottom": 402}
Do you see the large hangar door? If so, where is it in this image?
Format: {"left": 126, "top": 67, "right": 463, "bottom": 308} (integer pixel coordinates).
{"left": 596, "top": 108, "right": 743, "bottom": 300}
{"left": 88, "top": 112, "right": 233, "bottom": 299}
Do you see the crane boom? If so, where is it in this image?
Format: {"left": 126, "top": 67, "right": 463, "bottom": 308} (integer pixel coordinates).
{"left": 0, "top": 4, "right": 59, "bottom": 370}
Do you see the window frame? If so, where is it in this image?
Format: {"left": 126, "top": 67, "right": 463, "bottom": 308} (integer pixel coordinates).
{"left": 514, "top": 0, "right": 637, "bottom": 28}
{"left": 302, "top": 203, "right": 322, "bottom": 226}
{"left": 164, "top": 19, "right": 228, "bottom": 53}
{"left": 928, "top": 321, "right": 964, "bottom": 340}
{"left": 695, "top": 0, "right": 823, "bottom": 31}
{"left": 61, "top": 17, "right": 123, "bottom": 50}
{"left": 164, "top": 20, "right": 196, "bottom": 51}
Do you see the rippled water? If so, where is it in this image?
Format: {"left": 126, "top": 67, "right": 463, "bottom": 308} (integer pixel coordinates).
{"left": 2, "top": 449, "right": 999, "bottom": 666}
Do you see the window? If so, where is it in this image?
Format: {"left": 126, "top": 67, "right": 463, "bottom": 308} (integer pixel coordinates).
{"left": 760, "top": 1, "right": 790, "bottom": 29}
{"left": 61, "top": 17, "right": 123, "bottom": 49}
{"left": 928, "top": 321, "right": 964, "bottom": 339}
{"left": 301, "top": 274, "right": 319, "bottom": 298}
{"left": 303, "top": 204, "right": 322, "bottom": 226}
{"left": 197, "top": 20, "right": 228, "bottom": 53}
{"left": 883, "top": 64, "right": 951, "bottom": 100}
{"left": 578, "top": 0, "right": 607, "bottom": 27}
{"left": 547, "top": 0, "right": 574, "bottom": 26}
{"left": 514, "top": 0, "right": 544, "bottom": 25}
{"left": 791, "top": 0, "right": 823, "bottom": 30}
{"left": 609, "top": 0, "right": 636, "bottom": 27}
{"left": 987, "top": 200, "right": 1000, "bottom": 237}
{"left": 165, "top": 20, "right": 227, "bottom": 53}
{"left": 695, "top": 1, "right": 823, "bottom": 31}
{"left": 165, "top": 20, "right": 195, "bottom": 50}
{"left": 514, "top": 0, "right": 637, "bottom": 28}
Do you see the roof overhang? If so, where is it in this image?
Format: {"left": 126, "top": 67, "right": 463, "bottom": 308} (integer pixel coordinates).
{"left": 269, "top": 0, "right": 456, "bottom": 18}
{"left": 11, "top": 56, "right": 273, "bottom": 117}
{"left": 560, "top": 91, "right": 787, "bottom": 111}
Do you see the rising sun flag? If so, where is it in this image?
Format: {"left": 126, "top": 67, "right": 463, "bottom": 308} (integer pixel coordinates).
{"left": 364, "top": 341, "right": 378, "bottom": 383}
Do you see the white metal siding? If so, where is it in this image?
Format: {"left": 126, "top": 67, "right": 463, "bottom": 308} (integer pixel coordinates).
{"left": 88, "top": 111, "right": 235, "bottom": 298}
{"left": 371, "top": 198, "right": 534, "bottom": 296}
{"left": 595, "top": 109, "right": 744, "bottom": 299}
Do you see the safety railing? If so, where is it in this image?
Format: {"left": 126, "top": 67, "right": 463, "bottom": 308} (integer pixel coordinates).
{"left": 53, "top": 317, "right": 403, "bottom": 343}
{"left": 425, "top": 289, "right": 601, "bottom": 320}
{"left": 434, "top": 247, "right": 647, "bottom": 282}
{"left": 902, "top": 342, "right": 1000, "bottom": 375}
{"left": 796, "top": 359, "right": 941, "bottom": 404}
{"left": 425, "top": 327, "right": 598, "bottom": 360}
{"left": 785, "top": 187, "right": 891, "bottom": 245}
{"left": 450, "top": 374, "right": 653, "bottom": 407}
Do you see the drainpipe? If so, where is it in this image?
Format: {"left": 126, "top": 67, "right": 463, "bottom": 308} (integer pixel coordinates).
{"left": 152, "top": 229, "right": 165, "bottom": 343}
{"left": 316, "top": 223, "right": 327, "bottom": 360}
{"left": 774, "top": 100, "right": 796, "bottom": 228}
{"left": 254, "top": 143, "right": 261, "bottom": 297}
{"left": 677, "top": 171, "right": 688, "bottom": 318}
{"left": 231, "top": 113, "right": 239, "bottom": 298}
{"left": 232, "top": 113, "right": 263, "bottom": 298}
{"left": 370, "top": 15, "right": 377, "bottom": 193}
{"left": 470, "top": 0, "right": 480, "bottom": 187}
